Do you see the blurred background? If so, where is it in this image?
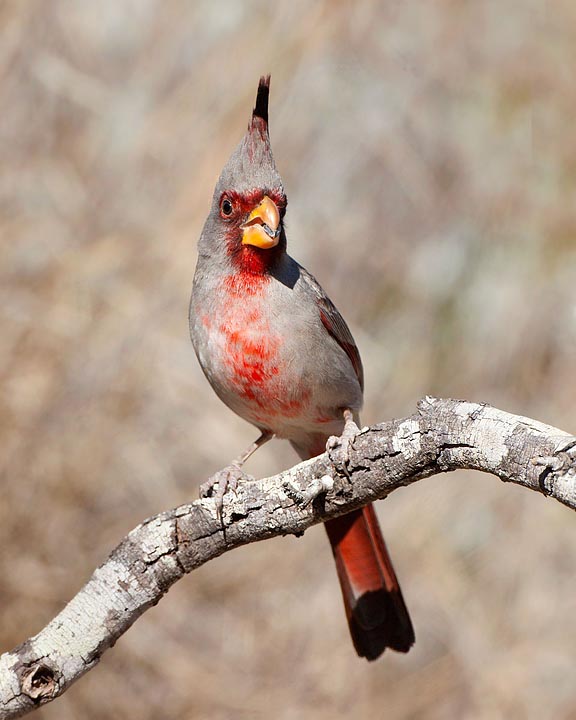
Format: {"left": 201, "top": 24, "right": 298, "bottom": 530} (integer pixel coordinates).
{"left": 1, "top": 1, "right": 576, "bottom": 718}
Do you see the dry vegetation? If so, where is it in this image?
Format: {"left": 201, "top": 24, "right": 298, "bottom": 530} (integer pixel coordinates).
{"left": 1, "top": 1, "right": 575, "bottom": 718}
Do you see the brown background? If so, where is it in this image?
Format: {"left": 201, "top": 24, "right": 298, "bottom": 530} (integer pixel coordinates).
{"left": 1, "top": 1, "right": 576, "bottom": 718}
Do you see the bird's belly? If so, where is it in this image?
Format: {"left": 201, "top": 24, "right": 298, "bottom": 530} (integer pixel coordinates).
{"left": 196, "top": 308, "right": 340, "bottom": 438}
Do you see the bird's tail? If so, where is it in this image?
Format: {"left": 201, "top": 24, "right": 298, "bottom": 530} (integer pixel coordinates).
{"left": 324, "top": 504, "right": 414, "bottom": 660}
{"left": 292, "top": 435, "right": 414, "bottom": 660}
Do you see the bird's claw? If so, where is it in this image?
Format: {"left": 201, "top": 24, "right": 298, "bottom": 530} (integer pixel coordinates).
{"left": 326, "top": 410, "right": 361, "bottom": 473}
{"left": 199, "top": 463, "right": 248, "bottom": 519}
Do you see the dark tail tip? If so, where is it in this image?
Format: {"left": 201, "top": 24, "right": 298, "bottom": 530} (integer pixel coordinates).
{"left": 351, "top": 589, "right": 415, "bottom": 661}
{"left": 253, "top": 75, "right": 271, "bottom": 123}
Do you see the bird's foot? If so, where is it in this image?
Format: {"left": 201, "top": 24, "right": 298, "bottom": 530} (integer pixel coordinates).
{"left": 199, "top": 463, "right": 249, "bottom": 519}
{"left": 326, "top": 408, "right": 361, "bottom": 474}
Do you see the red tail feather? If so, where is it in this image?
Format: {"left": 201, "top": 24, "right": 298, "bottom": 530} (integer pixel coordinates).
{"left": 325, "top": 505, "right": 414, "bottom": 660}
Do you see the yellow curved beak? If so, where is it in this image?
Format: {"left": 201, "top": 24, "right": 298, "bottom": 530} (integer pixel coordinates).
{"left": 241, "top": 195, "right": 281, "bottom": 249}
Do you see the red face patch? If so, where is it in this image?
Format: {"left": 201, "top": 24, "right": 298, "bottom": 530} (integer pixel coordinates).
{"left": 220, "top": 188, "right": 286, "bottom": 217}
{"left": 220, "top": 189, "right": 286, "bottom": 275}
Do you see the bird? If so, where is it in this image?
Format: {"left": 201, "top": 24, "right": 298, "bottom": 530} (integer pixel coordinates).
{"left": 189, "top": 76, "right": 414, "bottom": 660}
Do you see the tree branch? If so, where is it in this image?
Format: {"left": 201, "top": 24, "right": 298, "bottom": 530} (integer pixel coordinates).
{"left": 1, "top": 398, "right": 575, "bottom": 718}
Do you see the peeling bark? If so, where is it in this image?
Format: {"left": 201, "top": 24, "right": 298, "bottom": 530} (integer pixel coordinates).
{"left": 1, "top": 398, "right": 574, "bottom": 718}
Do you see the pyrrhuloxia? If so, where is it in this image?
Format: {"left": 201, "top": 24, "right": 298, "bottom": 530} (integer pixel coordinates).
{"left": 189, "top": 76, "right": 414, "bottom": 660}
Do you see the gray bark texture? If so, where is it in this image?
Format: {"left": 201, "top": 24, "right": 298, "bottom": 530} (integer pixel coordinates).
{"left": 1, "top": 397, "right": 575, "bottom": 719}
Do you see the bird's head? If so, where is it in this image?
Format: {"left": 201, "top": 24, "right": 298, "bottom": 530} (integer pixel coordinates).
{"left": 199, "top": 76, "right": 288, "bottom": 274}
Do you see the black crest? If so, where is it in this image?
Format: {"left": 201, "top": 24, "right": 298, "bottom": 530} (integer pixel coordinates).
{"left": 253, "top": 75, "right": 270, "bottom": 123}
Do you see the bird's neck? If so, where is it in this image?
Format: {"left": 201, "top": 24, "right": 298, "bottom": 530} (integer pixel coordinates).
{"left": 231, "top": 240, "right": 284, "bottom": 277}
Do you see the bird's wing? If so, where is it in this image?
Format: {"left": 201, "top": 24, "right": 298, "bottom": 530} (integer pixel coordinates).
{"left": 298, "top": 265, "right": 364, "bottom": 391}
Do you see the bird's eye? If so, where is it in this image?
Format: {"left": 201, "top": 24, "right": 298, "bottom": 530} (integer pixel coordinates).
{"left": 220, "top": 198, "right": 234, "bottom": 217}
